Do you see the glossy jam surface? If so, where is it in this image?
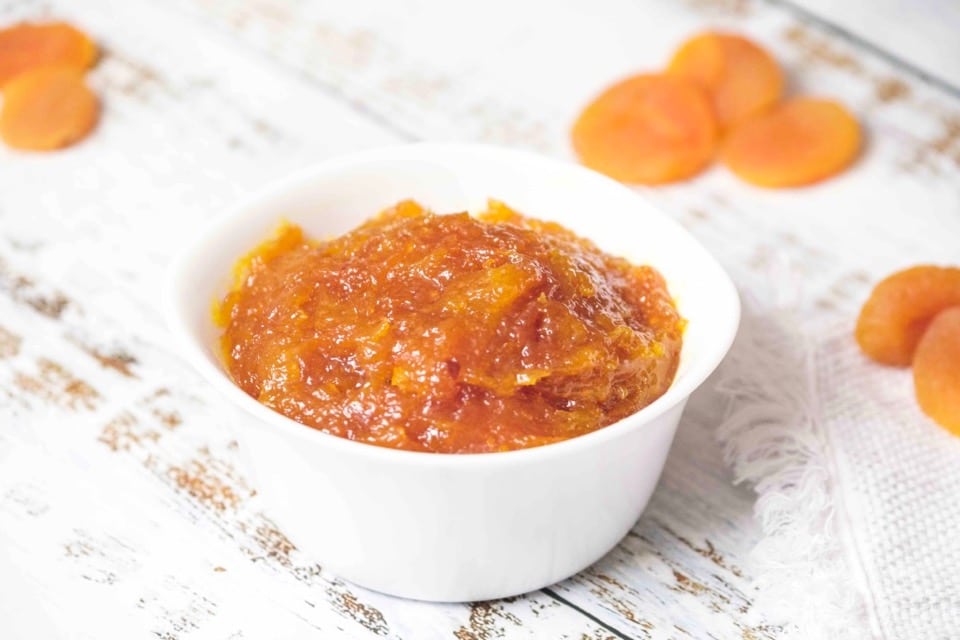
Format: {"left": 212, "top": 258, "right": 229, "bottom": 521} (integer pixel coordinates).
{"left": 216, "top": 201, "right": 683, "bottom": 453}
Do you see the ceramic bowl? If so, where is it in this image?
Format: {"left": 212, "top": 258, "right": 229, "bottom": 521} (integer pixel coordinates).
{"left": 164, "top": 143, "right": 740, "bottom": 602}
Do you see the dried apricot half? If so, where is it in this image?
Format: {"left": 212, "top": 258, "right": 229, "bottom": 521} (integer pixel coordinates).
{"left": 668, "top": 31, "right": 783, "bottom": 130}
{"left": 913, "top": 306, "right": 960, "bottom": 435}
{"left": 856, "top": 266, "right": 960, "bottom": 366}
{"left": 0, "top": 66, "right": 99, "bottom": 151}
{"left": 0, "top": 21, "right": 97, "bottom": 87}
{"left": 571, "top": 73, "right": 717, "bottom": 185}
{"left": 721, "top": 98, "right": 860, "bottom": 187}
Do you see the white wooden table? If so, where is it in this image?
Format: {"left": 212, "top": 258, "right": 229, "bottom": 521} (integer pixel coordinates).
{"left": 2, "top": 1, "right": 959, "bottom": 638}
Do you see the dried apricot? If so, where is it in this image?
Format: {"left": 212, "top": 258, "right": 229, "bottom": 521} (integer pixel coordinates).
{"left": 913, "top": 307, "right": 960, "bottom": 435}
{"left": 856, "top": 266, "right": 960, "bottom": 366}
{"left": 668, "top": 31, "right": 783, "bottom": 130}
{"left": 571, "top": 73, "right": 717, "bottom": 184}
{"left": 0, "top": 66, "right": 99, "bottom": 151}
{"left": 721, "top": 98, "right": 860, "bottom": 187}
{"left": 0, "top": 21, "right": 96, "bottom": 87}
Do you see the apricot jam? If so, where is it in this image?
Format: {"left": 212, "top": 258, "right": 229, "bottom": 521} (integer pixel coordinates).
{"left": 216, "top": 200, "right": 683, "bottom": 453}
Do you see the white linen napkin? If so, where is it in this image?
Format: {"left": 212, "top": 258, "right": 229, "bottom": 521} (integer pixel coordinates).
{"left": 716, "top": 288, "right": 960, "bottom": 640}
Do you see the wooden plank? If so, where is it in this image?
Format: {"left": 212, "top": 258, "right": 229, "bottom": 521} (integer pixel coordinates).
{"left": 787, "top": 0, "right": 960, "bottom": 90}
{"left": 157, "top": 0, "right": 960, "bottom": 637}
{"left": 3, "top": 0, "right": 960, "bottom": 637}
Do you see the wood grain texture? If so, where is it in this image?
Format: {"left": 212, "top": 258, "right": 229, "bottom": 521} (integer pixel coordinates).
{"left": 1, "top": 0, "right": 959, "bottom": 638}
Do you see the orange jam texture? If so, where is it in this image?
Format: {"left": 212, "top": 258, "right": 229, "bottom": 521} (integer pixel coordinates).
{"left": 216, "top": 200, "right": 684, "bottom": 453}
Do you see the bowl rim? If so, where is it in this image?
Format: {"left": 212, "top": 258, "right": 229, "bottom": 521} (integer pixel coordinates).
{"left": 164, "top": 142, "right": 741, "bottom": 468}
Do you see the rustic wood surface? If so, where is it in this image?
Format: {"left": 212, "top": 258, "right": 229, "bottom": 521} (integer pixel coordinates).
{"left": 1, "top": 0, "right": 959, "bottom": 638}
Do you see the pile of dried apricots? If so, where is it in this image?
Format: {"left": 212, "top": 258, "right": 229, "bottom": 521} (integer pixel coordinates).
{"left": 857, "top": 266, "right": 960, "bottom": 435}
{"left": 572, "top": 31, "right": 861, "bottom": 187}
{"left": 0, "top": 21, "right": 100, "bottom": 150}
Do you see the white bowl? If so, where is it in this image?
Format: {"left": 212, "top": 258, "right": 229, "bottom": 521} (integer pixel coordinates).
{"left": 164, "top": 144, "right": 740, "bottom": 602}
